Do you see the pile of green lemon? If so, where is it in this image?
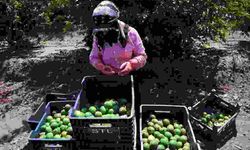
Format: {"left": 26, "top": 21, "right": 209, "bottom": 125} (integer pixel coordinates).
{"left": 73, "top": 98, "right": 130, "bottom": 118}
{"left": 38, "top": 104, "right": 73, "bottom": 139}
{"left": 142, "top": 114, "right": 191, "bottom": 150}
{"left": 200, "top": 112, "right": 231, "bottom": 127}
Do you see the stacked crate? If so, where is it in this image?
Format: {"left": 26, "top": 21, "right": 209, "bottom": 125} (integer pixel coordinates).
{"left": 69, "top": 75, "right": 136, "bottom": 149}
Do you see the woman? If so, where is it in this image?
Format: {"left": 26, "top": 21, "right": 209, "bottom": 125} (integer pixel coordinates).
{"left": 89, "top": 1, "right": 147, "bottom": 76}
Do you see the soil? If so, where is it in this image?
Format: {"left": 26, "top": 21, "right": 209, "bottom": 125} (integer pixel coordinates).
{"left": 0, "top": 30, "right": 250, "bottom": 150}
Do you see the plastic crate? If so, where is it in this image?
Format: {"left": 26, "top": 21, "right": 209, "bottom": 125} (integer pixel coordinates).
{"left": 69, "top": 75, "right": 135, "bottom": 147}
{"left": 75, "top": 117, "right": 137, "bottom": 150}
{"left": 189, "top": 93, "right": 240, "bottom": 147}
{"left": 27, "top": 92, "right": 78, "bottom": 130}
{"left": 28, "top": 101, "right": 76, "bottom": 150}
{"left": 140, "top": 104, "right": 201, "bottom": 150}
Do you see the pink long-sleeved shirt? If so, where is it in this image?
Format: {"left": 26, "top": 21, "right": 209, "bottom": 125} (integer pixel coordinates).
{"left": 89, "top": 20, "right": 147, "bottom": 73}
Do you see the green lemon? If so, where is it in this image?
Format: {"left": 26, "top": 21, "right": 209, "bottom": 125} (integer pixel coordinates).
{"left": 174, "top": 123, "right": 181, "bottom": 129}
{"left": 175, "top": 128, "right": 181, "bottom": 135}
{"left": 58, "top": 121, "right": 63, "bottom": 127}
{"left": 60, "top": 125, "right": 68, "bottom": 131}
{"left": 163, "top": 119, "right": 170, "bottom": 126}
{"left": 203, "top": 112, "right": 207, "bottom": 116}
{"left": 219, "top": 114, "right": 225, "bottom": 119}
{"left": 39, "top": 134, "right": 47, "bottom": 139}
{"left": 147, "top": 121, "right": 154, "bottom": 127}
{"left": 81, "top": 107, "right": 87, "bottom": 113}
{"left": 149, "top": 139, "right": 159, "bottom": 149}
{"left": 201, "top": 117, "right": 208, "bottom": 124}
{"left": 95, "top": 111, "right": 102, "bottom": 117}
{"left": 205, "top": 114, "right": 212, "bottom": 120}
{"left": 89, "top": 106, "right": 97, "bottom": 114}
{"left": 84, "top": 112, "right": 92, "bottom": 117}
{"left": 79, "top": 112, "right": 85, "bottom": 117}
{"left": 224, "top": 116, "right": 230, "bottom": 120}
{"left": 104, "top": 101, "right": 113, "bottom": 109}
{"left": 208, "top": 121, "right": 213, "bottom": 127}
{"left": 45, "top": 126, "right": 53, "bottom": 133}
{"left": 39, "top": 132, "right": 46, "bottom": 136}
{"left": 183, "top": 146, "right": 190, "bottom": 150}
{"left": 160, "top": 137, "right": 169, "bottom": 146}
{"left": 174, "top": 135, "right": 180, "bottom": 141}
{"left": 157, "top": 120, "right": 164, "bottom": 127}
{"left": 62, "top": 118, "right": 70, "bottom": 125}
{"left": 143, "top": 138, "right": 148, "bottom": 143}
{"left": 143, "top": 127, "right": 148, "bottom": 132}
{"left": 142, "top": 131, "right": 149, "bottom": 138}
{"left": 108, "top": 109, "right": 115, "bottom": 114}
{"left": 67, "top": 126, "right": 73, "bottom": 133}
{"left": 164, "top": 131, "right": 173, "bottom": 139}
{"left": 74, "top": 110, "right": 82, "bottom": 117}
{"left": 184, "top": 142, "right": 190, "bottom": 147}
{"left": 64, "top": 104, "right": 71, "bottom": 111}
{"left": 61, "top": 115, "right": 66, "bottom": 119}
{"left": 160, "top": 127, "right": 167, "bottom": 134}
{"left": 46, "top": 116, "right": 53, "bottom": 122}
{"left": 46, "top": 132, "right": 54, "bottom": 139}
{"left": 143, "top": 143, "right": 150, "bottom": 150}
{"left": 61, "top": 131, "right": 68, "bottom": 137}
{"left": 100, "top": 106, "right": 107, "bottom": 114}
{"left": 65, "top": 135, "right": 72, "bottom": 139}
{"left": 148, "top": 135, "right": 155, "bottom": 142}
{"left": 170, "top": 136, "right": 177, "bottom": 141}
{"left": 119, "top": 107, "right": 127, "bottom": 115}
{"left": 169, "top": 139, "right": 177, "bottom": 148}
{"left": 54, "top": 134, "right": 61, "bottom": 139}
{"left": 167, "top": 124, "right": 175, "bottom": 132}
{"left": 61, "top": 109, "right": 68, "bottom": 116}
{"left": 55, "top": 118, "right": 61, "bottom": 122}
{"left": 153, "top": 131, "right": 161, "bottom": 138}
{"left": 150, "top": 114, "right": 156, "bottom": 119}
{"left": 154, "top": 124, "right": 161, "bottom": 131}
{"left": 41, "top": 125, "right": 47, "bottom": 132}
{"left": 176, "top": 141, "right": 183, "bottom": 149}
{"left": 179, "top": 135, "right": 188, "bottom": 144}
{"left": 157, "top": 144, "right": 165, "bottom": 150}
{"left": 158, "top": 134, "right": 165, "bottom": 139}
{"left": 53, "top": 127, "right": 61, "bottom": 135}
{"left": 152, "top": 119, "right": 158, "bottom": 124}
{"left": 54, "top": 113, "right": 61, "bottom": 118}
{"left": 218, "top": 118, "right": 224, "bottom": 122}
{"left": 181, "top": 128, "right": 187, "bottom": 135}
{"left": 147, "top": 126, "right": 155, "bottom": 134}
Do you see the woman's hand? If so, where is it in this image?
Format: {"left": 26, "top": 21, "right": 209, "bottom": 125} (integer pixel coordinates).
{"left": 118, "top": 62, "right": 133, "bottom": 76}
{"left": 101, "top": 65, "right": 116, "bottom": 75}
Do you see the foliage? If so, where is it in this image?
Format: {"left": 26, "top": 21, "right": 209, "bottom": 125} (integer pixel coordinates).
{"left": 1, "top": 0, "right": 250, "bottom": 50}
{"left": 120, "top": 0, "right": 250, "bottom": 58}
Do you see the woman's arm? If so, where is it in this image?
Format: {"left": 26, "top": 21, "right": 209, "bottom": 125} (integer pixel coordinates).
{"left": 89, "top": 37, "right": 116, "bottom": 75}
{"left": 89, "top": 37, "right": 106, "bottom": 71}
{"left": 129, "top": 27, "right": 148, "bottom": 70}
{"left": 118, "top": 27, "right": 147, "bottom": 76}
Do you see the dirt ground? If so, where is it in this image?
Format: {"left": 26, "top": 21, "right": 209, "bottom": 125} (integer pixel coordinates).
{"left": 0, "top": 31, "right": 250, "bottom": 150}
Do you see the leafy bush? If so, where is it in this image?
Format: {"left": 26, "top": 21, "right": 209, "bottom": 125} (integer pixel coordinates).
{"left": 1, "top": 0, "right": 250, "bottom": 51}
{"left": 124, "top": 0, "right": 250, "bottom": 58}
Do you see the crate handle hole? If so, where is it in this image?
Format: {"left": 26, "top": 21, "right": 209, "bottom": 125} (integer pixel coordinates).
{"left": 44, "top": 144, "right": 62, "bottom": 148}
{"left": 89, "top": 123, "right": 112, "bottom": 128}
{"left": 220, "top": 101, "right": 229, "bottom": 107}
{"left": 155, "top": 111, "right": 171, "bottom": 113}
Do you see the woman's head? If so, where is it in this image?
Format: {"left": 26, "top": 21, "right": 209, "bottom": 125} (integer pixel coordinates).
{"left": 92, "top": 1, "right": 128, "bottom": 48}
{"left": 92, "top": 1, "right": 119, "bottom": 26}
